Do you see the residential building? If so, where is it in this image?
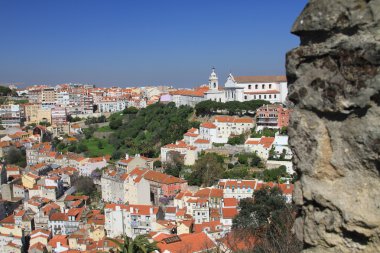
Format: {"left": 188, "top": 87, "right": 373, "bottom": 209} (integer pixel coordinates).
{"left": 255, "top": 104, "right": 291, "bottom": 130}
{"left": 244, "top": 136, "right": 275, "bottom": 160}
{"left": 104, "top": 204, "right": 163, "bottom": 238}
{"left": 161, "top": 141, "right": 198, "bottom": 166}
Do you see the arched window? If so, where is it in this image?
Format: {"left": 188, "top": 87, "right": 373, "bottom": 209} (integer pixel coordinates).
{"left": 269, "top": 84, "right": 272, "bottom": 89}
{"left": 255, "top": 84, "right": 258, "bottom": 89}
{"left": 262, "top": 84, "right": 265, "bottom": 89}
{"left": 214, "top": 83, "right": 216, "bottom": 88}
{"left": 248, "top": 85, "right": 252, "bottom": 89}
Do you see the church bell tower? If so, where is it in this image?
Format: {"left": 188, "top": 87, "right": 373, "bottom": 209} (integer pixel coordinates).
{"left": 208, "top": 67, "right": 219, "bottom": 90}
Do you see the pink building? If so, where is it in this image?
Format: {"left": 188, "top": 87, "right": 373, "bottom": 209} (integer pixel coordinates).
{"left": 256, "top": 104, "right": 290, "bottom": 129}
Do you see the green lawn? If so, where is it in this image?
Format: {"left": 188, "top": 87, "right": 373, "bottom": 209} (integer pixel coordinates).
{"left": 96, "top": 125, "right": 113, "bottom": 132}
{"left": 82, "top": 138, "right": 115, "bottom": 157}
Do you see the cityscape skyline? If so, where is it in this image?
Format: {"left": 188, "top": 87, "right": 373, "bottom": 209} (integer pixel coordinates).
{"left": 0, "top": 0, "right": 307, "bottom": 88}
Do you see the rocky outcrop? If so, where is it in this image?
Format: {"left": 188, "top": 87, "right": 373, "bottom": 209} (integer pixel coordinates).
{"left": 286, "top": 0, "right": 380, "bottom": 252}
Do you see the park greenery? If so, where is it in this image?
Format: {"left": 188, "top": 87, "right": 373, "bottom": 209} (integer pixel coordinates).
{"left": 109, "top": 102, "right": 194, "bottom": 157}
{"left": 227, "top": 133, "right": 246, "bottom": 145}
{"left": 195, "top": 99, "right": 270, "bottom": 116}
{"left": 0, "top": 86, "right": 17, "bottom": 96}
{"left": 5, "top": 147, "right": 27, "bottom": 168}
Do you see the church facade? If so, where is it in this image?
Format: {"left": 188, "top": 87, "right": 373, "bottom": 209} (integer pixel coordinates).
{"left": 204, "top": 68, "right": 288, "bottom": 104}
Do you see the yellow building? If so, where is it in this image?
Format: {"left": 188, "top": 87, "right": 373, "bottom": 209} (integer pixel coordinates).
{"left": 24, "top": 104, "right": 52, "bottom": 125}
{"left": 21, "top": 173, "right": 40, "bottom": 189}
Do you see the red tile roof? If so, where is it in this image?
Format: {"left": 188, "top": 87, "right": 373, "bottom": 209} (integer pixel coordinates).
{"left": 156, "top": 232, "right": 216, "bottom": 253}
{"left": 194, "top": 139, "right": 210, "bottom": 144}
{"left": 200, "top": 122, "right": 217, "bottom": 129}
{"left": 233, "top": 75, "right": 287, "bottom": 83}
{"left": 222, "top": 207, "right": 238, "bottom": 219}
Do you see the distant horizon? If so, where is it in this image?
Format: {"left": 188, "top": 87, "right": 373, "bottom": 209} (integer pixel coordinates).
{"left": 0, "top": 1, "right": 307, "bottom": 88}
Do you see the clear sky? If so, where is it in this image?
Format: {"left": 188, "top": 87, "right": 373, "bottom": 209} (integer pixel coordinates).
{"left": 0, "top": 0, "right": 308, "bottom": 88}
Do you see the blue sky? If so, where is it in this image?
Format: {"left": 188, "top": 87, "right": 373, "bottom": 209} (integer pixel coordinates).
{"left": 0, "top": 0, "right": 308, "bottom": 88}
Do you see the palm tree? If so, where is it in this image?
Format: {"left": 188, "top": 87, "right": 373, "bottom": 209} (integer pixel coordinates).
{"left": 106, "top": 235, "right": 159, "bottom": 253}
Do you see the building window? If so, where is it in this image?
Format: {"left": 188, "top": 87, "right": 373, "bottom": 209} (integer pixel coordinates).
{"left": 259, "top": 95, "right": 261, "bottom": 99}
{"left": 274, "top": 95, "right": 277, "bottom": 98}
{"left": 248, "top": 85, "right": 252, "bottom": 89}
{"left": 269, "top": 84, "right": 272, "bottom": 89}
{"left": 244, "top": 95, "right": 247, "bottom": 100}
{"left": 264, "top": 95, "right": 267, "bottom": 99}
{"left": 255, "top": 84, "right": 258, "bottom": 89}
{"left": 262, "top": 84, "right": 265, "bottom": 89}
{"left": 269, "top": 95, "right": 271, "bottom": 99}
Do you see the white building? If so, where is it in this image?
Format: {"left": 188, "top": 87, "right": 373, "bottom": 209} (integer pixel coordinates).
{"left": 104, "top": 204, "right": 163, "bottom": 238}
{"left": 244, "top": 136, "right": 275, "bottom": 160}
{"left": 204, "top": 68, "right": 288, "bottom": 104}
{"left": 77, "top": 157, "right": 108, "bottom": 176}
{"left": 185, "top": 198, "right": 210, "bottom": 224}
{"left": 217, "top": 179, "right": 257, "bottom": 200}
{"left": 97, "top": 98, "right": 127, "bottom": 113}
{"left": 160, "top": 141, "right": 198, "bottom": 166}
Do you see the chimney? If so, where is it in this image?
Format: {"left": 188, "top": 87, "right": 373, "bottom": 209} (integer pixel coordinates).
{"left": 125, "top": 153, "right": 129, "bottom": 160}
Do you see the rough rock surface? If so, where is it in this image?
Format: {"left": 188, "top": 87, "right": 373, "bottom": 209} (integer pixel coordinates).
{"left": 286, "top": 0, "right": 380, "bottom": 252}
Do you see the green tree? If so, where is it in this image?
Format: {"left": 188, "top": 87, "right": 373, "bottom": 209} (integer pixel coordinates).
{"left": 233, "top": 186, "right": 286, "bottom": 231}
{"left": 263, "top": 165, "right": 288, "bottom": 182}
{"left": 188, "top": 153, "right": 224, "bottom": 186}
{"left": 123, "top": 106, "right": 139, "bottom": 114}
{"left": 227, "top": 134, "right": 246, "bottom": 145}
{"left": 232, "top": 187, "right": 302, "bottom": 252}
{"left": 5, "top": 147, "right": 26, "bottom": 167}
{"left": 97, "top": 140, "right": 104, "bottom": 149}
{"left": 106, "top": 235, "right": 158, "bottom": 253}
{"left": 74, "top": 176, "right": 96, "bottom": 197}
{"left": 109, "top": 117, "right": 123, "bottom": 130}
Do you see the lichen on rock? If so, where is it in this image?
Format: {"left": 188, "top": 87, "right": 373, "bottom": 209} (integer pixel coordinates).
{"left": 286, "top": 0, "right": 380, "bottom": 252}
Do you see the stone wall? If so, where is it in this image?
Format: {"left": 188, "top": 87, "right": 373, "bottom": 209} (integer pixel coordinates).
{"left": 286, "top": 0, "right": 380, "bottom": 252}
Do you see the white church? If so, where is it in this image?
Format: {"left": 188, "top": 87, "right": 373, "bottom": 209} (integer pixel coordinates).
{"left": 204, "top": 68, "right": 288, "bottom": 104}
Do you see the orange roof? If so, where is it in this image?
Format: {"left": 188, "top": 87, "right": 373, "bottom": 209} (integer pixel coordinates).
{"left": 194, "top": 188, "right": 223, "bottom": 199}
{"left": 48, "top": 235, "right": 68, "bottom": 248}
{"left": 245, "top": 139, "right": 260, "bottom": 145}
{"left": 164, "top": 206, "right": 177, "bottom": 214}
{"left": 233, "top": 75, "right": 287, "bottom": 83}
{"left": 200, "top": 122, "right": 217, "bottom": 129}
{"left": 233, "top": 117, "right": 254, "bottom": 123}
{"left": 50, "top": 212, "right": 68, "bottom": 221}
{"left": 6, "top": 165, "right": 20, "bottom": 171}
{"left": 244, "top": 89, "right": 280, "bottom": 95}
{"left": 260, "top": 137, "right": 275, "bottom": 148}
{"left": 88, "top": 157, "right": 105, "bottom": 163}
{"left": 0, "top": 214, "right": 15, "bottom": 224}
{"left": 194, "top": 139, "right": 210, "bottom": 144}
{"left": 156, "top": 232, "right": 216, "bottom": 253}
{"left": 214, "top": 116, "right": 234, "bottom": 123}
{"left": 184, "top": 132, "right": 199, "bottom": 137}
{"left": 193, "top": 220, "right": 222, "bottom": 233}
{"left": 170, "top": 86, "right": 209, "bottom": 97}
{"left": 222, "top": 207, "right": 238, "bottom": 219}
{"left": 223, "top": 198, "right": 238, "bottom": 207}
{"left": 143, "top": 170, "right": 186, "bottom": 185}
{"left": 187, "top": 128, "right": 198, "bottom": 133}
{"left": 175, "top": 191, "right": 193, "bottom": 200}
